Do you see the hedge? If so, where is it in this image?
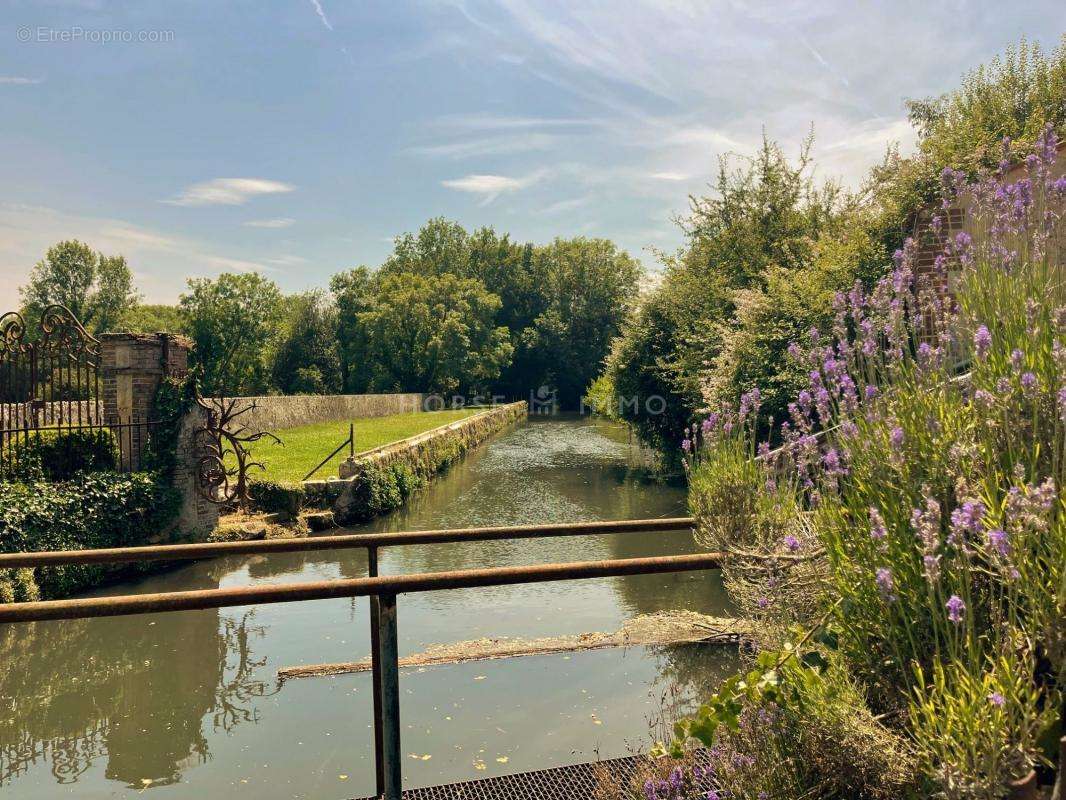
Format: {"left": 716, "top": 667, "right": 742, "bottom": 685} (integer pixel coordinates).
{"left": 0, "top": 471, "right": 181, "bottom": 600}
{"left": 1, "top": 428, "right": 118, "bottom": 482}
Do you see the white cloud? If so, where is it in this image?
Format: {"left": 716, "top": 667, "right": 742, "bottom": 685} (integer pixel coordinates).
{"left": 165, "top": 178, "right": 294, "bottom": 207}
{"left": 648, "top": 171, "right": 689, "bottom": 182}
{"left": 441, "top": 171, "right": 544, "bottom": 203}
{"left": 204, "top": 255, "right": 273, "bottom": 273}
{"left": 244, "top": 217, "right": 295, "bottom": 228}
{"left": 0, "top": 76, "right": 43, "bottom": 85}
{"left": 267, "top": 255, "right": 309, "bottom": 266}
{"left": 410, "top": 132, "right": 560, "bottom": 159}
{"left": 538, "top": 195, "right": 592, "bottom": 215}
{"left": 309, "top": 0, "right": 334, "bottom": 31}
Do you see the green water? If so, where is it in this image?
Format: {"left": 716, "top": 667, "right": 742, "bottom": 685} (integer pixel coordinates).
{"left": 0, "top": 416, "right": 734, "bottom": 799}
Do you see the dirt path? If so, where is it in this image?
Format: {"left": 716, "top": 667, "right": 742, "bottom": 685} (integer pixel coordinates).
{"left": 277, "top": 610, "right": 753, "bottom": 681}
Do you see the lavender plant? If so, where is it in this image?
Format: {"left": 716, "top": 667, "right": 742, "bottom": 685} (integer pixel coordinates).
{"left": 680, "top": 125, "right": 1066, "bottom": 797}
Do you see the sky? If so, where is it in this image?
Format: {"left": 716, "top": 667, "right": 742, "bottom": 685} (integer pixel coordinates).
{"left": 0, "top": 2, "right": 1063, "bottom": 309}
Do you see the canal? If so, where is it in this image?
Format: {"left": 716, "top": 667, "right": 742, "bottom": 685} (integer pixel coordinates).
{"left": 0, "top": 415, "right": 735, "bottom": 799}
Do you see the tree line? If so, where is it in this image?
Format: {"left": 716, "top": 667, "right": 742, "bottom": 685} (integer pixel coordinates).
{"left": 15, "top": 223, "right": 641, "bottom": 406}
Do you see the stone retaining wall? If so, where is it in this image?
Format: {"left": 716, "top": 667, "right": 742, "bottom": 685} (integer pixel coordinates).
{"left": 218, "top": 392, "right": 425, "bottom": 432}
{"left": 304, "top": 401, "right": 527, "bottom": 524}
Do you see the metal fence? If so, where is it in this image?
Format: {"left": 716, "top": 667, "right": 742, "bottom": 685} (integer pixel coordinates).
{"left": 0, "top": 305, "right": 156, "bottom": 475}
{"left": 0, "top": 517, "right": 715, "bottom": 800}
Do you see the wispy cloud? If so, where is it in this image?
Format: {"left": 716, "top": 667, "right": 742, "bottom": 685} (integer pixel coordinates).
{"left": 309, "top": 0, "right": 334, "bottom": 31}
{"left": 441, "top": 171, "right": 544, "bottom": 204}
{"left": 648, "top": 171, "right": 689, "bottom": 182}
{"left": 410, "top": 132, "right": 560, "bottom": 159}
{"left": 244, "top": 217, "right": 295, "bottom": 228}
{"left": 165, "top": 178, "right": 295, "bottom": 207}
{"left": 0, "top": 76, "right": 43, "bottom": 85}
{"left": 204, "top": 255, "right": 273, "bottom": 273}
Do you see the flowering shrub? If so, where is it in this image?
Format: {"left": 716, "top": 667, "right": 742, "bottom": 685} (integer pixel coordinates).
{"left": 679, "top": 127, "right": 1066, "bottom": 797}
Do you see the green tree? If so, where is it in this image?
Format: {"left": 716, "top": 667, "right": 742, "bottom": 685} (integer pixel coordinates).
{"left": 357, "top": 271, "right": 513, "bottom": 396}
{"left": 525, "top": 237, "right": 642, "bottom": 407}
{"left": 606, "top": 136, "right": 849, "bottom": 449}
{"left": 179, "top": 272, "right": 283, "bottom": 395}
{"left": 119, "top": 304, "right": 187, "bottom": 334}
{"left": 270, "top": 291, "right": 341, "bottom": 395}
{"left": 19, "top": 240, "right": 139, "bottom": 332}
{"left": 331, "top": 266, "right": 376, "bottom": 393}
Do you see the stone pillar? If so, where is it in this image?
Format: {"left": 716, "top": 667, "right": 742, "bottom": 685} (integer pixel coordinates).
{"left": 99, "top": 333, "right": 192, "bottom": 469}
{"left": 99, "top": 333, "right": 219, "bottom": 538}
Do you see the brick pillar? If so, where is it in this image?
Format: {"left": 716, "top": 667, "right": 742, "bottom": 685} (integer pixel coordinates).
{"left": 99, "top": 333, "right": 192, "bottom": 470}
{"left": 99, "top": 332, "right": 218, "bottom": 538}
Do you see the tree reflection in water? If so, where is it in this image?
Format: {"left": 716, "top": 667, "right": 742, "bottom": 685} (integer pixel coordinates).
{"left": 0, "top": 608, "right": 273, "bottom": 789}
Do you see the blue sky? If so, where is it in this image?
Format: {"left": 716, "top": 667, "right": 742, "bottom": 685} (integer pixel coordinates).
{"left": 0, "top": 2, "right": 1063, "bottom": 308}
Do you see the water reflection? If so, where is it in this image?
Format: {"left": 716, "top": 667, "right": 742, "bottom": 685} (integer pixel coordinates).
{"left": 0, "top": 599, "right": 270, "bottom": 789}
{"left": 0, "top": 416, "right": 731, "bottom": 797}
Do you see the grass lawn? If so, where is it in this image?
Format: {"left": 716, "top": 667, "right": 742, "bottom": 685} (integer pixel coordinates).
{"left": 248, "top": 408, "right": 483, "bottom": 483}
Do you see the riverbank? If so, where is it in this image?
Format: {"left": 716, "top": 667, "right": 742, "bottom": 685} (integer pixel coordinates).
{"left": 247, "top": 401, "right": 527, "bottom": 525}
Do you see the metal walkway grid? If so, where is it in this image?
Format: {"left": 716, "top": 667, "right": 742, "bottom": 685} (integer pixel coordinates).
{"left": 353, "top": 752, "right": 709, "bottom": 800}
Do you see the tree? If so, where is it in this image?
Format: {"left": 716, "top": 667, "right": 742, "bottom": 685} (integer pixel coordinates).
{"left": 179, "top": 272, "right": 283, "bottom": 396}
{"left": 357, "top": 272, "right": 513, "bottom": 396}
{"left": 525, "top": 238, "right": 642, "bottom": 407}
{"left": 605, "top": 136, "right": 849, "bottom": 449}
{"left": 20, "top": 240, "right": 139, "bottom": 332}
{"left": 331, "top": 266, "right": 376, "bottom": 393}
{"left": 119, "top": 304, "right": 187, "bottom": 334}
{"left": 270, "top": 291, "right": 341, "bottom": 395}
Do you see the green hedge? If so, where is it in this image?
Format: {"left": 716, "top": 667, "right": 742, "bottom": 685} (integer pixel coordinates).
{"left": 0, "top": 471, "right": 181, "bottom": 600}
{"left": 2, "top": 428, "right": 118, "bottom": 482}
{"left": 247, "top": 478, "right": 306, "bottom": 516}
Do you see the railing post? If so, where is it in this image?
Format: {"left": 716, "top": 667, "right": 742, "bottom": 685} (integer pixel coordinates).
{"left": 374, "top": 592, "right": 402, "bottom": 800}
{"left": 368, "top": 546, "right": 385, "bottom": 798}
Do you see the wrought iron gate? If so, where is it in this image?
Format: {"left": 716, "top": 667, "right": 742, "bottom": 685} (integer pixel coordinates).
{"left": 0, "top": 304, "right": 146, "bottom": 475}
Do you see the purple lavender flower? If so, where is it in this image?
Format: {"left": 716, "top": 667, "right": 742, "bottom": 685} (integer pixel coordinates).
{"left": 889, "top": 426, "right": 904, "bottom": 449}
{"left": 669, "top": 766, "right": 683, "bottom": 790}
{"left": 756, "top": 597, "right": 770, "bottom": 610}
{"left": 988, "top": 692, "right": 1005, "bottom": 708}
{"left": 973, "top": 325, "right": 992, "bottom": 359}
{"left": 923, "top": 554, "right": 941, "bottom": 582}
{"left": 705, "top": 791, "right": 721, "bottom": 800}
{"left": 864, "top": 385, "right": 879, "bottom": 401}
{"left": 1011, "top": 349, "right": 1025, "bottom": 370}
{"left": 681, "top": 438, "right": 691, "bottom": 453}
{"left": 875, "top": 567, "right": 896, "bottom": 601}
{"left": 1020, "top": 371, "right": 1038, "bottom": 397}
{"left": 946, "top": 594, "right": 966, "bottom": 624}
{"left": 986, "top": 528, "right": 1009, "bottom": 557}
{"left": 783, "top": 535, "right": 801, "bottom": 552}
{"left": 869, "top": 507, "right": 887, "bottom": 540}
{"left": 949, "top": 500, "right": 986, "bottom": 545}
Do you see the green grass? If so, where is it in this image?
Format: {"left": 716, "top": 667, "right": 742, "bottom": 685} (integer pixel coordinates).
{"left": 248, "top": 408, "right": 483, "bottom": 483}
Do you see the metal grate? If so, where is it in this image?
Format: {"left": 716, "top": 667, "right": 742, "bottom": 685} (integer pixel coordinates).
{"left": 353, "top": 752, "right": 712, "bottom": 800}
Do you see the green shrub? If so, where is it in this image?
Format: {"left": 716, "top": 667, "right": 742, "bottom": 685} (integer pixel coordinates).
{"left": 0, "top": 471, "right": 181, "bottom": 599}
{"left": 247, "top": 478, "right": 306, "bottom": 515}
{"left": 3, "top": 428, "right": 118, "bottom": 481}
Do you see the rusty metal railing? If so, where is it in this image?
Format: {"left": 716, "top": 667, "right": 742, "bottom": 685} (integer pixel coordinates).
{"left": 0, "top": 517, "right": 716, "bottom": 800}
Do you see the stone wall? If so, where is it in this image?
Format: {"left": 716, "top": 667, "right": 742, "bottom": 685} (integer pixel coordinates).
{"left": 217, "top": 392, "right": 425, "bottom": 432}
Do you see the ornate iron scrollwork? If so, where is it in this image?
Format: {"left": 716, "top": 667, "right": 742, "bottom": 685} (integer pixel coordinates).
{"left": 193, "top": 396, "right": 279, "bottom": 508}
{"left": 0, "top": 311, "right": 29, "bottom": 358}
